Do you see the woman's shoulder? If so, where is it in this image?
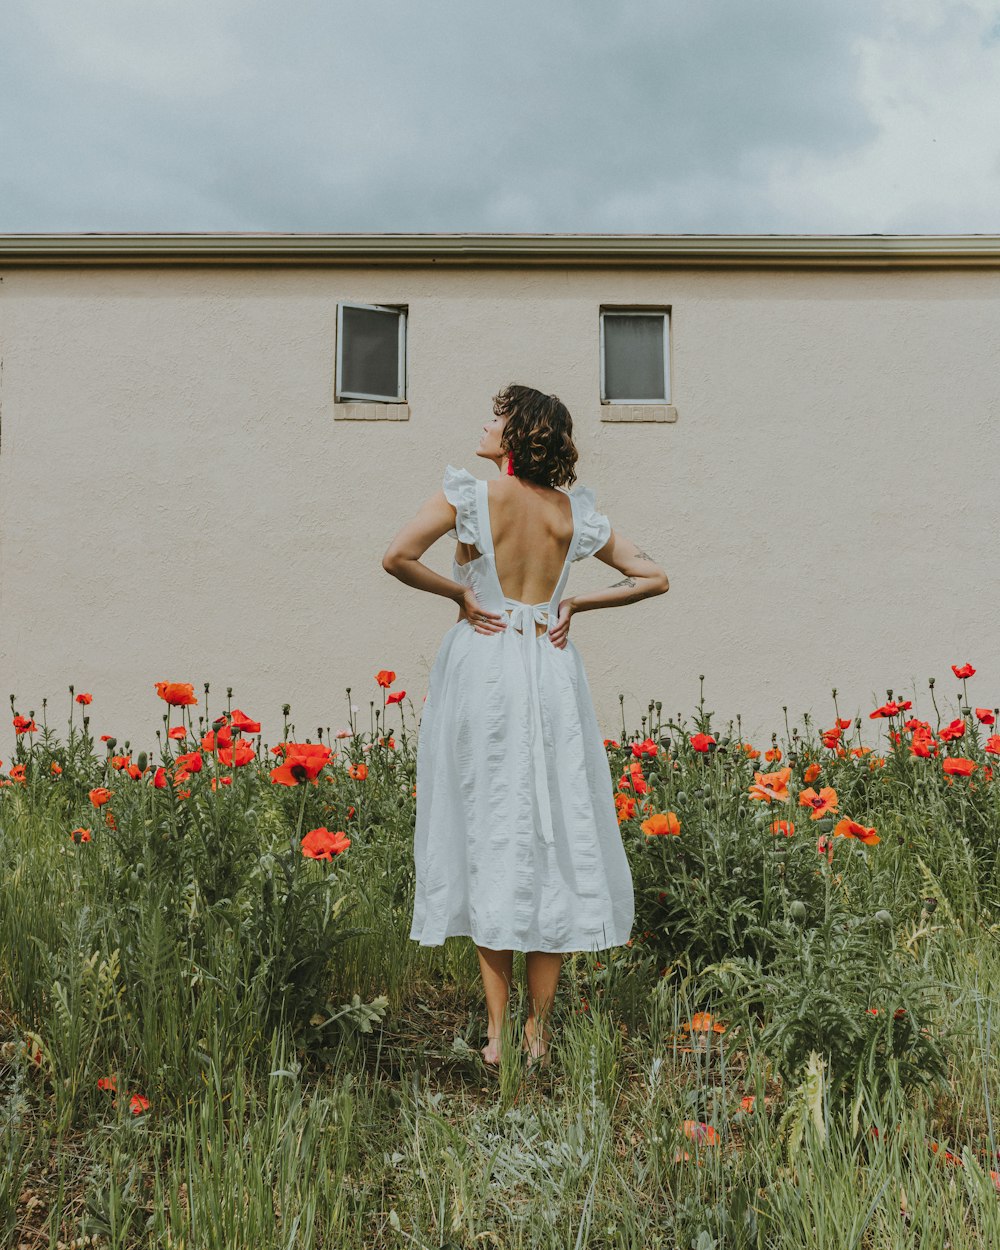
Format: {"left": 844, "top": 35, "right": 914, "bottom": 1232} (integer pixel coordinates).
{"left": 441, "top": 464, "right": 480, "bottom": 544}
{"left": 565, "top": 480, "right": 612, "bottom": 560}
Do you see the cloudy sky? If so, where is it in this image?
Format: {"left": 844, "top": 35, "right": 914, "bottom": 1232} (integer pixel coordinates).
{"left": 3, "top": 0, "right": 999, "bottom": 233}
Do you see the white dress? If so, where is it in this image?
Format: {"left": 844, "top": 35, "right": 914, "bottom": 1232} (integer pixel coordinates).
{"left": 408, "top": 464, "right": 636, "bottom": 954}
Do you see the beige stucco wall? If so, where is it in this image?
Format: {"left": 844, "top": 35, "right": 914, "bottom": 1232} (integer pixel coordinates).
{"left": 2, "top": 257, "right": 998, "bottom": 764}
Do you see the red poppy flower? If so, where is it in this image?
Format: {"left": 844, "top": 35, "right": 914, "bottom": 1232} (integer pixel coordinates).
{"left": 154, "top": 682, "right": 197, "bottom": 706}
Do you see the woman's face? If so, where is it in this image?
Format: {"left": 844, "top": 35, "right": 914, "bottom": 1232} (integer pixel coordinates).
{"left": 478, "top": 411, "right": 507, "bottom": 461}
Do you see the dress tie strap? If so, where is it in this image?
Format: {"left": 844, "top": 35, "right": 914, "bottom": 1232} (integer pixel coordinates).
{"left": 503, "top": 597, "right": 555, "bottom": 847}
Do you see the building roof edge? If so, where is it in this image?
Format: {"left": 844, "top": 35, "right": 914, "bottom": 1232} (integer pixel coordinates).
{"left": 2, "top": 231, "right": 1000, "bottom": 267}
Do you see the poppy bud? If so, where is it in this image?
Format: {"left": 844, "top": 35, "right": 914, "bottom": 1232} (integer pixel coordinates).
{"left": 136, "top": 752, "right": 148, "bottom": 772}
{"left": 693, "top": 789, "right": 705, "bottom": 800}
{"left": 922, "top": 897, "right": 938, "bottom": 914}
{"left": 675, "top": 791, "right": 687, "bottom": 805}
{"left": 874, "top": 910, "right": 893, "bottom": 927}
{"left": 789, "top": 900, "right": 807, "bottom": 923}
{"left": 105, "top": 737, "right": 117, "bottom": 751}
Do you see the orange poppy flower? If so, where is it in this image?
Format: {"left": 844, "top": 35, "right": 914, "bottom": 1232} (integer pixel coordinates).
{"left": 642, "top": 812, "right": 681, "bottom": 837}
{"left": 798, "top": 786, "right": 838, "bottom": 819}
{"left": 683, "top": 1012, "right": 726, "bottom": 1034}
{"left": 832, "top": 817, "right": 879, "bottom": 846}
{"left": 943, "top": 756, "right": 976, "bottom": 777}
{"left": 616, "top": 795, "right": 637, "bottom": 823}
{"left": 89, "top": 787, "right": 113, "bottom": 807}
{"left": 301, "top": 827, "right": 351, "bottom": 860}
{"left": 154, "top": 682, "right": 197, "bottom": 706}
{"left": 230, "top": 708, "right": 261, "bottom": 733}
{"left": 270, "top": 743, "right": 333, "bottom": 786}
{"left": 218, "top": 739, "right": 256, "bottom": 768}
{"left": 749, "top": 766, "right": 791, "bottom": 803}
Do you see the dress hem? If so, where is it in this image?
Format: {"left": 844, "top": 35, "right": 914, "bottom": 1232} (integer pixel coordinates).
{"left": 408, "top": 928, "right": 633, "bottom": 955}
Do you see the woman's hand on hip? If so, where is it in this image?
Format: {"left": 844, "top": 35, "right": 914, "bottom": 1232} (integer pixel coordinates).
{"left": 547, "top": 599, "right": 574, "bottom": 649}
{"left": 459, "top": 587, "right": 508, "bottom": 634}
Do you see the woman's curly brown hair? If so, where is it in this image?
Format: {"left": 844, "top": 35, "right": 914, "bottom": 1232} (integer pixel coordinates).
{"left": 491, "top": 384, "right": 579, "bottom": 489}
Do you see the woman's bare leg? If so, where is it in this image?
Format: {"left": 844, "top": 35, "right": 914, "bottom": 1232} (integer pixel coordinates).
{"left": 475, "top": 944, "right": 514, "bottom": 1064}
{"left": 524, "top": 951, "right": 563, "bottom": 1058}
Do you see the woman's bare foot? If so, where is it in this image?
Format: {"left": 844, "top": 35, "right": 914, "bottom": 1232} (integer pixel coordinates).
{"left": 522, "top": 1017, "right": 552, "bottom": 1068}
{"left": 481, "top": 1035, "right": 503, "bottom": 1066}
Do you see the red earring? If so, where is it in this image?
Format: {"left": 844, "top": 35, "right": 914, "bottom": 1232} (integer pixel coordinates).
{"left": 506, "top": 453, "right": 515, "bottom": 476}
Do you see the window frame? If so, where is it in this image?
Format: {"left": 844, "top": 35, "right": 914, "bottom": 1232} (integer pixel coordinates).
{"left": 599, "top": 308, "right": 671, "bottom": 404}
{"left": 335, "top": 300, "right": 408, "bottom": 402}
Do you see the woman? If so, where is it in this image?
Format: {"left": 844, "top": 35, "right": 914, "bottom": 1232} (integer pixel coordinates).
{"left": 382, "top": 384, "right": 669, "bottom": 1069}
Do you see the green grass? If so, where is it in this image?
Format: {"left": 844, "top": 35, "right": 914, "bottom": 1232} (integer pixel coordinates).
{"left": 2, "top": 674, "right": 1000, "bottom": 1247}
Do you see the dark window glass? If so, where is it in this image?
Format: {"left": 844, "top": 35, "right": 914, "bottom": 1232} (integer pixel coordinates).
{"left": 604, "top": 314, "right": 666, "bottom": 401}
{"left": 341, "top": 306, "right": 401, "bottom": 399}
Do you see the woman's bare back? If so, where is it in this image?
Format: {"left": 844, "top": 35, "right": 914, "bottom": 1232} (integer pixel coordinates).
{"left": 455, "top": 477, "right": 575, "bottom": 611}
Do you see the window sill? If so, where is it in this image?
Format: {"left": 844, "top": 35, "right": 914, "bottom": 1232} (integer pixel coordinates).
{"left": 334, "top": 402, "right": 410, "bottom": 421}
{"left": 601, "top": 404, "right": 677, "bottom": 423}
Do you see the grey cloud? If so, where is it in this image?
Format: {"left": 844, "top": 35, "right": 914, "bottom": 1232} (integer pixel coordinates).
{"left": 0, "top": 0, "right": 989, "bottom": 230}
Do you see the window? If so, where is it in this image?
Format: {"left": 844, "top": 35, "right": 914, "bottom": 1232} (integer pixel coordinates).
{"left": 600, "top": 310, "right": 670, "bottom": 403}
{"left": 336, "top": 302, "right": 407, "bottom": 402}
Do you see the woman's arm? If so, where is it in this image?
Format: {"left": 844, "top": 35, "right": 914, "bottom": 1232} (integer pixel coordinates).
{"left": 566, "top": 531, "right": 669, "bottom": 614}
{"left": 382, "top": 489, "right": 467, "bottom": 605}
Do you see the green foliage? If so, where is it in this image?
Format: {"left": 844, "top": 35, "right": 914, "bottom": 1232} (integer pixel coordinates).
{"left": 700, "top": 888, "right": 953, "bottom": 1103}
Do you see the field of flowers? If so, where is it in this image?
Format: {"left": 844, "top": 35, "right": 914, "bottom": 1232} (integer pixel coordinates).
{"left": 2, "top": 664, "right": 1000, "bottom": 1247}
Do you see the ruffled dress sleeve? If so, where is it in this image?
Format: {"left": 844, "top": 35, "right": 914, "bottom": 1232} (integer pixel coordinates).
{"left": 570, "top": 484, "right": 612, "bottom": 561}
{"left": 442, "top": 464, "right": 481, "bottom": 546}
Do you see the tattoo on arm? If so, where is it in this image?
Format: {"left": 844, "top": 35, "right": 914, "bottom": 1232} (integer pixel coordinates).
{"left": 610, "top": 547, "right": 657, "bottom": 589}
